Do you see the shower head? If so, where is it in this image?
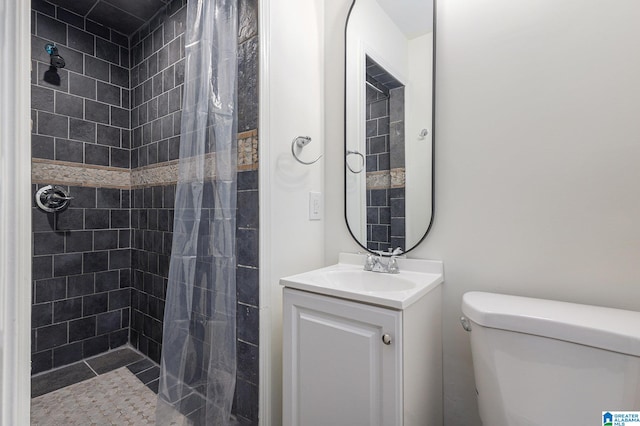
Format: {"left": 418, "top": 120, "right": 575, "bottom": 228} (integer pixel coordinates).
{"left": 45, "top": 43, "right": 65, "bottom": 69}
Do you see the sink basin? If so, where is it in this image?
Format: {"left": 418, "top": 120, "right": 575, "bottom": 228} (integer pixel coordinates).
{"left": 318, "top": 270, "right": 416, "bottom": 292}
{"left": 280, "top": 253, "right": 443, "bottom": 309}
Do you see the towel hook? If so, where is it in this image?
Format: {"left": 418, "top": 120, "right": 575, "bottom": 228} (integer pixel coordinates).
{"left": 346, "top": 149, "right": 365, "bottom": 173}
{"left": 291, "top": 136, "right": 322, "bottom": 165}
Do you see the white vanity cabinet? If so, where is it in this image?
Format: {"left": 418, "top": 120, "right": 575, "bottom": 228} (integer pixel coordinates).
{"left": 283, "top": 286, "right": 442, "bottom": 426}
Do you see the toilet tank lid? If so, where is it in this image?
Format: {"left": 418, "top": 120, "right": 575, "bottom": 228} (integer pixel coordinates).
{"left": 462, "top": 292, "right": 640, "bottom": 357}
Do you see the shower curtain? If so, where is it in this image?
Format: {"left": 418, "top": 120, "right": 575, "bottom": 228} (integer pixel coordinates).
{"left": 156, "top": 0, "right": 237, "bottom": 424}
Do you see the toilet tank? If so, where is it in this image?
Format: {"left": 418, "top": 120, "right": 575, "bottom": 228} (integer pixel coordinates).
{"left": 462, "top": 292, "right": 640, "bottom": 426}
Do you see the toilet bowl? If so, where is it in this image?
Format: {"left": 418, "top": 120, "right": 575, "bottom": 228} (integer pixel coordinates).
{"left": 462, "top": 291, "right": 640, "bottom": 426}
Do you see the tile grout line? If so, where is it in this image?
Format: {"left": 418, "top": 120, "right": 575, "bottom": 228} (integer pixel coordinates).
{"left": 134, "top": 364, "right": 160, "bottom": 385}
{"left": 84, "top": 360, "right": 99, "bottom": 376}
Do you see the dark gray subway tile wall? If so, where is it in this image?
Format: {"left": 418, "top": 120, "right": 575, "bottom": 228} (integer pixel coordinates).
{"left": 235, "top": 169, "right": 259, "bottom": 423}
{"left": 236, "top": 3, "right": 259, "bottom": 421}
{"left": 389, "top": 187, "right": 406, "bottom": 251}
{"left": 31, "top": 0, "right": 132, "bottom": 375}
{"left": 129, "top": 183, "right": 173, "bottom": 364}
{"left": 129, "top": 1, "right": 186, "bottom": 168}
{"left": 388, "top": 87, "right": 405, "bottom": 251}
{"left": 31, "top": 4, "right": 131, "bottom": 165}
{"left": 129, "top": 1, "right": 260, "bottom": 422}
{"left": 128, "top": 0, "right": 187, "bottom": 364}
{"left": 238, "top": 0, "right": 259, "bottom": 133}
{"left": 31, "top": 0, "right": 259, "bottom": 422}
{"left": 365, "top": 85, "right": 392, "bottom": 252}
{"left": 31, "top": 184, "right": 131, "bottom": 374}
{"left": 364, "top": 66, "right": 406, "bottom": 252}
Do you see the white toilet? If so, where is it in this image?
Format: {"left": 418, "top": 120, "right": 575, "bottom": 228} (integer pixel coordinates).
{"left": 461, "top": 291, "right": 640, "bottom": 426}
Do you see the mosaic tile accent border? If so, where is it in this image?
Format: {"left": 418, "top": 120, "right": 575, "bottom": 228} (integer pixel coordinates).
{"left": 32, "top": 130, "right": 259, "bottom": 190}
{"left": 130, "top": 159, "right": 180, "bottom": 188}
{"left": 238, "top": 129, "right": 259, "bottom": 171}
{"left": 366, "top": 167, "right": 405, "bottom": 190}
{"left": 390, "top": 167, "right": 405, "bottom": 188}
{"left": 32, "top": 159, "right": 131, "bottom": 189}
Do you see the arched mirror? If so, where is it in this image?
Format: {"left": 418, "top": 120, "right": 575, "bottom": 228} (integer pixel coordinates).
{"left": 345, "top": 0, "right": 435, "bottom": 254}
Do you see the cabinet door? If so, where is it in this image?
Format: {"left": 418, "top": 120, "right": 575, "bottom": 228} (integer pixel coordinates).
{"left": 283, "top": 288, "right": 402, "bottom": 426}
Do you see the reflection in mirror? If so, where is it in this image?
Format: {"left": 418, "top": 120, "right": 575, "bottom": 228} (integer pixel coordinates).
{"left": 345, "top": 0, "right": 434, "bottom": 254}
{"left": 364, "top": 57, "right": 406, "bottom": 250}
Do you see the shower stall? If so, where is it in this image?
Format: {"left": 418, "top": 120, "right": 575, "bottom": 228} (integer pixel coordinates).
{"left": 27, "top": 0, "right": 260, "bottom": 423}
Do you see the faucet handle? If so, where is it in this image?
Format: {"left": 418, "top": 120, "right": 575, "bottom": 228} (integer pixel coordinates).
{"left": 388, "top": 257, "right": 400, "bottom": 274}
{"left": 364, "top": 253, "right": 375, "bottom": 271}
{"left": 391, "top": 247, "right": 403, "bottom": 256}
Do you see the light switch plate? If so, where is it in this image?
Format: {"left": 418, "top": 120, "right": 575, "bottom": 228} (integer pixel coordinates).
{"left": 309, "top": 191, "right": 322, "bottom": 220}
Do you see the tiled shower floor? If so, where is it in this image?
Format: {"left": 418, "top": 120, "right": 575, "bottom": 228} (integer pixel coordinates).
{"left": 30, "top": 346, "right": 249, "bottom": 425}
{"left": 31, "top": 346, "right": 160, "bottom": 425}
{"left": 31, "top": 367, "right": 157, "bottom": 425}
{"left": 31, "top": 346, "right": 159, "bottom": 398}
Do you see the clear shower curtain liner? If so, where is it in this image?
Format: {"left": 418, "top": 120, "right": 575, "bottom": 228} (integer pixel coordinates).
{"left": 156, "top": 0, "right": 237, "bottom": 424}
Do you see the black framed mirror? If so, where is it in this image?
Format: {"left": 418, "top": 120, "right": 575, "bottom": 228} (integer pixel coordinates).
{"left": 344, "top": 0, "right": 436, "bottom": 254}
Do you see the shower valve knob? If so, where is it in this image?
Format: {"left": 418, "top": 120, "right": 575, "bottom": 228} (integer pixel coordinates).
{"left": 35, "top": 185, "right": 73, "bottom": 213}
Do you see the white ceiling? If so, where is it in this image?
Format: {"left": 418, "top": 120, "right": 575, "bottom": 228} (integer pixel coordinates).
{"left": 376, "top": 0, "right": 434, "bottom": 39}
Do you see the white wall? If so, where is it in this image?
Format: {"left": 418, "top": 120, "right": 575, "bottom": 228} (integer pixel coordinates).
{"left": 405, "top": 32, "right": 433, "bottom": 247}
{"left": 345, "top": 0, "right": 409, "bottom": 80}
{"left": 325, "top": 0, "right": 363, "bottom": 262}
{"left": 259, "top": 0, "right": 326, "bottom": 424}
{"left": 325, "top": 0, "right": 640, "bottom": 425}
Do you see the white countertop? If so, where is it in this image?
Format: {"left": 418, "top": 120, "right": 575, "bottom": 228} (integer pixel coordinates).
{"left": 280, "top": 253, "right": 444, "bottom": 309}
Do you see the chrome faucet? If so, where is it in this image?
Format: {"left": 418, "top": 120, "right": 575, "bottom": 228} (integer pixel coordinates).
{"left": 363, "top": 248, "right": 403, "bottom": 274}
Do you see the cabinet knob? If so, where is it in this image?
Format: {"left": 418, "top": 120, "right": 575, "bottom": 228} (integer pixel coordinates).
{"left": 381, "top": 334, "right": 392, "bottom": 345}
